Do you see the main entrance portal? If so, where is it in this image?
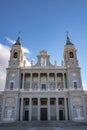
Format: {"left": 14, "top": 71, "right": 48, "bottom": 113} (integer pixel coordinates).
{"left": 41, "top": 108, "right": 47, "bottom": 120}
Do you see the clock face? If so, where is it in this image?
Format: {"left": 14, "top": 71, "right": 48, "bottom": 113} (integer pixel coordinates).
{"left": 13, "top": 52, "right": 18, "bottom": 58}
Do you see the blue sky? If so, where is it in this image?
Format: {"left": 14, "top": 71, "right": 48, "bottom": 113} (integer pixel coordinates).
{"left": 0, "top": 0, "right": 87, "bottom": 90}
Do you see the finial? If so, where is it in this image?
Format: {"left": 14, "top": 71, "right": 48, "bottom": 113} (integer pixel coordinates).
{"left": 18, "top": 32, "right": 21, "bottom": 41}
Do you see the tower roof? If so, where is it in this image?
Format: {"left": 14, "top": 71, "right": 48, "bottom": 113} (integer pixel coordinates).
{"left": 14, "top": 32, "right": 21, "bottom": 45}
{"left": 66, "top": 32, "right": 73, "bottom": 45}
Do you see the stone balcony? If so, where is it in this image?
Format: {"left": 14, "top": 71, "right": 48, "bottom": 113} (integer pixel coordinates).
{"left": 24, "top": 81, "right": 64, "bottom": 91}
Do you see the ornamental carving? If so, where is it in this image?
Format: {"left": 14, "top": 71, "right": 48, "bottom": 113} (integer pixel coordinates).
{"left": 5, "top": 97, "right": 15, "bottom": 107}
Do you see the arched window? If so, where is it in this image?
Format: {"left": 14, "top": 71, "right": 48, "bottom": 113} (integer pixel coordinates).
{"left": 73, "top": 81, "right": 78, "bottom": 89}
{"left": 10, "top": 81, "right": 14, "bottom": 90}
{"left": 69, "top": 52, "right": 74, "bottom": 58}
{"left": 13, "top": 52, "right": 18, "bottom": 58}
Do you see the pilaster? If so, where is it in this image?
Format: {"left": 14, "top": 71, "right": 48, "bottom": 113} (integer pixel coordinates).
{"left": 38, "top": 98, "right": 40, "bottom": 120}
{"left": 48, "top": 98, "right": 50, "bottom": 120}
{"left": 22, "top": 73, "right": 25, "bottom": 90}
{"left": 55, "top": 73, "right": 57, "bottom": 90}
{"left": 29, "top": 98, "right": 32, "bottom": 120}
{"left": 82, "top": 96, "right": 86, "bottom": 119}
{"left": 64, "top": 97, "right": 68, "bottom": 120}
{"left": 20, "top": 97, "right": 23, "bottom": 121}
{"left": 56, "top": 98, "right": 59, "bottom": 120}
{"left": 69, "top": 96, "right": 73, "bottom": 120}
{"left": 63, "top": 73, "right": 65, "bottom": 89}
{"left": 38, "top": 73, "right": 40, "bottom": 91}
{"left": 1, "top": 95, "right": 5, "bottom": 120}
{"left": 15, "top": 96, "right": 19, "bottom": 121}
{"left": 47, "top": 73, "right": 49, "bottom": 91}
{"left": 30, "top": 73, "right": 32, "bottom": 91}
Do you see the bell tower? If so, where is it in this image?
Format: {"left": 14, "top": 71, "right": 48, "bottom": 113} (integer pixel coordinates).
{"left": 63, "top": 33, "right": 82, "bottom": 90}
{"left": 9, "top": 33, "right": 24, "bottom": 68}
{"left": 63, "top": 33, "right": 79, "bottom": 68}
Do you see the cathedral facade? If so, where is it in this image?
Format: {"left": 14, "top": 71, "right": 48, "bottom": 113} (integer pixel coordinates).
{"left": 0, "top": 34, "right": 86, "bottom": 121}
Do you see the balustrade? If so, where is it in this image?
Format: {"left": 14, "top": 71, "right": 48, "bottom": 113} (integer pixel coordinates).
{"left": 22, "top": 72, "right": 66, "bottom": 91}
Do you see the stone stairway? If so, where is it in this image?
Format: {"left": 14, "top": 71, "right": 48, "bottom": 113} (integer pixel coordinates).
{"left": 0, "top": 121, "right": 87, "bottom": 127}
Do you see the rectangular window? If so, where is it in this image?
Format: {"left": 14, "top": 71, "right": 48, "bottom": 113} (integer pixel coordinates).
{"left": 50, "top": 100, "right": 55, "bottom": 105}
{"left": 41, "top": 100, "right": 47, "bottom": 105}
{"left": 59, "top": 98, "right": 64, "bottom": 105}
{"left": 59, "top": 100, "right": 63, "bottom": 105}
{"left": 41, "top": 84, "right": 46, "bottom": 90}
{"left": 24, "top": 99, "right": 29, "bottom": 105}
{"left": 73, "top": 81, "right": 77, "bottom": 89}
{"left": 33, "top": 100, "right": 38, "bottom": 105}
{"left": 10, "top": 82, "right": 14, "bottom": 90}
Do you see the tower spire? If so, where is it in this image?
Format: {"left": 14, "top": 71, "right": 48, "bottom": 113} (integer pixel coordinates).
{"left": 66, "top": 32, "right": 73, "bottom": 45}
{"left": 18, "top": 32, "right": 21, "bottom": 41}
{"left": 14, "top": 32, "right": 21, "bottom": 45}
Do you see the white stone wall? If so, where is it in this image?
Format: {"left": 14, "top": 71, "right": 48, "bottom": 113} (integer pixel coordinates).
{"left": 2, "top": 94, "right": 18, "bottom": 121}
{"left": 71, "top": 96, "right": 85, "bottom": 120}
{"left": 0, "top": 93, "right": 3, "bottom": 121}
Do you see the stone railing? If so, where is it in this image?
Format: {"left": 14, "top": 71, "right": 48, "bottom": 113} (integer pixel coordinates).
{"left": 23, "top": 81, "right": 64, "bottom": 91}
{"left": 24, "top": 81, "right": 30, "bottom": 90}
{"left": 49, "top": 82, "right": 56, "bottom": 90}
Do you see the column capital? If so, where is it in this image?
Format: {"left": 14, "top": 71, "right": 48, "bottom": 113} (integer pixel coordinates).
{"left": 62, "top": 72, "right": 65, "bottom": 75}
{"left": 23, "top": 72, "right": 25, "bottom": 75}
{"left": 38, "top": 73, "right": 40, "bottom": 75}
{"left": 47, "top": 72, "right": 49, "bottom": 75}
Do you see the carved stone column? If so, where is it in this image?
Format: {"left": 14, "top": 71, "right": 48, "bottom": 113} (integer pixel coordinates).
{"left": 55, "top": 73, "right": 57, "bottom": 90}
{"left": 47, "top": 73, "right": 49, "bottom": 91}
{"left": 56, "top": 98, "right": 59, "bottom": 120}
{"left": 29, "top": 98, "right": 32, "bottom": 120}
{"left": 20, "top": 97, "right": 23, "bottom": 121}
{"left": 63, "top": 73, "right": 65, "bottom": 89}
{"left": 30, "top": 73, "right": 32, "bottom": 91}
{"left": 64, "top": 97, "right": 68, "bottom": 120}
{"left": 48, "top": 98, "right": 50, "bottom": 120}
{"left": 38, "top": 73, "right": 40, "bottom": 91}
{"left": 38, "top": 98, "right": 40, "bottom": 120}
{"left": 22, "top": 73, "right": 25, "bottom": 90}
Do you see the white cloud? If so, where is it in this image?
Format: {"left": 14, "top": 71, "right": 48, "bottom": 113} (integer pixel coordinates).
{"left": 23, "top": 55, "right": 31, "bottom": 66}
{"left": 22, "top": 47, "right": 30, "bottom": 54}
{"left": 22, "top": 47, "right": 31, "bottom": 66}
{"left": 0, "top": 43, "right": 10, "bottom": 91}
{"left": 5, "top": 37, "right": 16, "bottom": 44}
